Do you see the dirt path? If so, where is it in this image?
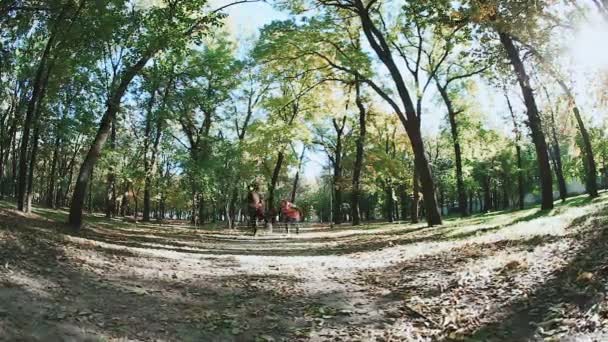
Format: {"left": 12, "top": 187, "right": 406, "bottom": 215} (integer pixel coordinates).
{"left": 1, "top": 193, "right": 608, "bottom": 341}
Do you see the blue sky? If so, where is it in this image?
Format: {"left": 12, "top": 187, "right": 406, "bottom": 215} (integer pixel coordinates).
{"left": 222, "top": 1, "right": 287, "bottom": 39}
{"left": 220, "top": 1, "right": 327, "bottom": 181}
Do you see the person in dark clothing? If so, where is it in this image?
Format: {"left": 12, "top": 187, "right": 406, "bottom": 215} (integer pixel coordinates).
{"left": 247, "top": 181, "right": 265, "bottom": 235}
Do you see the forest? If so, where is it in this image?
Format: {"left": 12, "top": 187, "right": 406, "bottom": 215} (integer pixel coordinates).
{"left": 1, "top": 0, "right": 608, "bottom": 341}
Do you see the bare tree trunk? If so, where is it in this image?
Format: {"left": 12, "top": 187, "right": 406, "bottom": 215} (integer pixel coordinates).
{"left": 69, "top": 49, "right": 157, "bottom": 230}
{"left": 11, "top": 130, "right": 18, "bottom": 198}
{"left": 468, "top": 191, "right": 474, "bottom": 214}
{"left": 549, "top": 132, "right": 568, "bottom": 202}
{"left": 87, "top": 168, "right": 94, "bottom": 213}
{"left": 0, "top": 110, "right": 7, "bottom": 200}
{"left": 105, "top": 122, "right": 116, "bottom": 217}
{"left": 505, "top": 93, "right": 525, "bottom": 210}
{"left": 190, "top": 186, "right": 197, "bottom": 225}
{"left": 483, "top": 176, "right": 492, "bottom": 213}
{"left": 516, "top": 145, "right": 525, "bottom": 210}
{"left": 436, "top": 83, "right": 468, "bottom": 216}
{"left": 142, "top": 176, "right": 152, "bottom": 221}
{"left": 408, "top": 126, "right": 442, "bottom": 225}
{"left": 573, "top": 106, "right": 598, "bottom": 197}
{"left": 62, "top": 139, "right": 81, "bottom": 207}
{"left": 268, "top": 151, "right": 284, "bottom": 221}
{"left": 290, "top": 145, "right": 306, "bottom": 203}
{"left": 399, "top": 184, "right": 408, "bottom": 221}
{"left": 526, "top": 44, "right": 599, "bottom": 198}
{"left": 332, "top": 117, "right": 346, "bottom": 225}
{"left": 142, "top": 80, "right": 162, "bottom": 222}
{"left": 198, "top": 193, "right": 205, "bottom": 225}
{"left": 18, "top": 71, "right": 50, "bottom": 211}
{"left": 17, "top": 21, "right": 57, "bottom": 212}
{"left": 411, "top": 167, "right": 419, "bottom": 223}
{"left": 385, "top": 185, "right": 394, "bottom": 222}
{"left": 499, "top": 32, "right": 553, "bottom": 210}
{"left": 25, "top": 124, "right": 41, "bottom": 213}
{"left": 228, "top": 188, "right": 239, "bottom": 229}
{"left": 46, "top": 135, "right": 60, "bottom": 207}
{"left": 351, "top": 82, "right": 366, "bottom": 226}
{"left": 540, "top": 82, "right": 569, "bottom": 202}
{"left": 354, "top": 0, "right": 441, "bottom": 226}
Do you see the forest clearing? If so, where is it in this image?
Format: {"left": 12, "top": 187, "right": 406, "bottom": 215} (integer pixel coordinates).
{"left": 2, "top": 0, "right": 608, "bottom": 341}
{"left": 1, "top": 194, "right": 608, "bottom": 341}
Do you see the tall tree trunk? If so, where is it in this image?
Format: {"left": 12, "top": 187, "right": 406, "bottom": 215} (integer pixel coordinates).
{"left": 0, "top": 117, "right": 5, "bottom": 200}
{"left": 505, "top": 93, "right": 525, "bottom": 210}
{"left": 525, "top": 45, "right": 599, "bottom": 198}
{"left": 0, "top": 106, "right": 8, "bottom": 199}
{"left": 411, "top": 167, "right": 419, "bottom": 223}
{"left": 17, "top": 58, "right": 51, "bottom": 211}
{"left": 516, "top": 145, "right": 525, "bottom": 210}
{"left": 69, "top": 49, "right": 157, "bottom": 230}
{"left": 15, "top": 1, "right": 76, "bottom": 210}
{"left": 106, "top": 122, "right": 116, "bottom": 217}
{"left": 190, "top": 185, "right": 197, "bottom": 225}
{"left": 436, "top": 83, "right": 468, "bottom": 216}
{"left": 142, "top": 176, "right": 152, "bottom": 222}
{"left": 25, "top": 124, "right": 41, "bottom": 213}
{"left": 198, "top": 194, "right": 205, "bottom": 225}
{"left": 498, "top": 32, "right": 553, "bottom": 210}
{"left": 468, "top": 191, "right": 474, "bottom": 214}
{"left": 385, "top": 185, "right": 394, "bottom": 222}
{"left": 268, "top": 151, "right": 284, "bottom": 220}
{"left": 408, "top": 127, "right": 442, "bottom": 225}
{"left": 228, "top": 188, "right": 239, "bottom": 229}
{"left": 46, "top": 135, "right": 60, "bottom": 208}
{"left": 88, "top": 168, "right": 94, "bottom": 213}
{"left": 1, "top": 119, "right": 16, "bottom": 199}
{"left": 399, "top": 184, "right": 408, "bottom": 221}
{"left": 502, "top": 175, "right": 510, "bottom": 210}
{"left": 11, "top": 129, "right": 18, "bottom": 198}
{"left": 351, "top": 81, "right": 366, "bottom": 226}
{"left": 354, "top": 0, "right": 441, "bottom": 226}
{"left": 483, "top": 176, "right": 492, "bottom": 213}
{"left": 62, "top": 139, "right": 81, "bottom": 207}
{"left": 541, "top": 82, "right": 568, "bottom": 202}
{"left": 332, "top": 116, "right": 346, "bottom": 225}
{"left": 133, "top": 190, "right": 138, "bottom": 221}
{"left": 572, "top": 106, "right": 598, "bottom": 197}
{"left": 290, "top": 145, "right": 306, "bottom": 203}
{"left": 142, "top": 81, "right": 161, "bottom": 222}
{"left": 550, "top": 131, "right": 568, "bottom": 202}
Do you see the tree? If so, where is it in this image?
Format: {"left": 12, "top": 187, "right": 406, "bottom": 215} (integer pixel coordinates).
{"left": 68, "top": 0, "right": 226, "bottom": 230}
{"left": 316, "top": 115, "right": 348, "bottom": 225}
{"left": 351, "top": 80, "right": 367, "bottom": 225}
{"left": 504, "top": 92, "right": 526, "bottom": 210}
{"left": 279, "top": 1, "right": 446, "bottom": 225}
{"left": 16, "top": 0, "right": 85, "bottom": 212}
{"left": 433, "top": 57, "right": 487, "bottom": 216}
{"left": 457, "top": 1, "right": 556, "bottom": 209}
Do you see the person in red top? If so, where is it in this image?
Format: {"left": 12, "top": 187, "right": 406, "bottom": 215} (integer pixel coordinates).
{"left": 280, "top": 199, "right": 302, "bottom": 234}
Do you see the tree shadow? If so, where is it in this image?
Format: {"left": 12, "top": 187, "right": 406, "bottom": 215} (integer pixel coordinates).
{"left": 462, "top": 209, "right": 608, "bottom": 341}
{"left": 0, "top": 219, "right": 319, "bottom": 341}
{"left": 507, "top": 208, "right": 552, "bottom": 225}
{"left": 0, "top": 204, "right": 561, "bottom": 260}
{"left": 561, "top": 195, "right": 595, "bottom": 208}
{"left": 364, "top": 232, "right": 567, "bottom": 302}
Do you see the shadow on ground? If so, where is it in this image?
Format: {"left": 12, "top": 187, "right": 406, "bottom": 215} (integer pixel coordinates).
{"left": 461, "top": 210, "right": 608, "bottom": 341}
{"left": 0, "top": 213, "right": 317, "bottom": 341}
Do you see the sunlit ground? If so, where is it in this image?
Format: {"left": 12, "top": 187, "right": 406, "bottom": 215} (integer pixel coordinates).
{"left": 1, "top": 192, "right": 608, "bottom": 341}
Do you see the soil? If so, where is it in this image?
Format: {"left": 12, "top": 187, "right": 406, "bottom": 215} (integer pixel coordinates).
{"left": 1, "top": 193, "right": 607, "bottom": 341}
